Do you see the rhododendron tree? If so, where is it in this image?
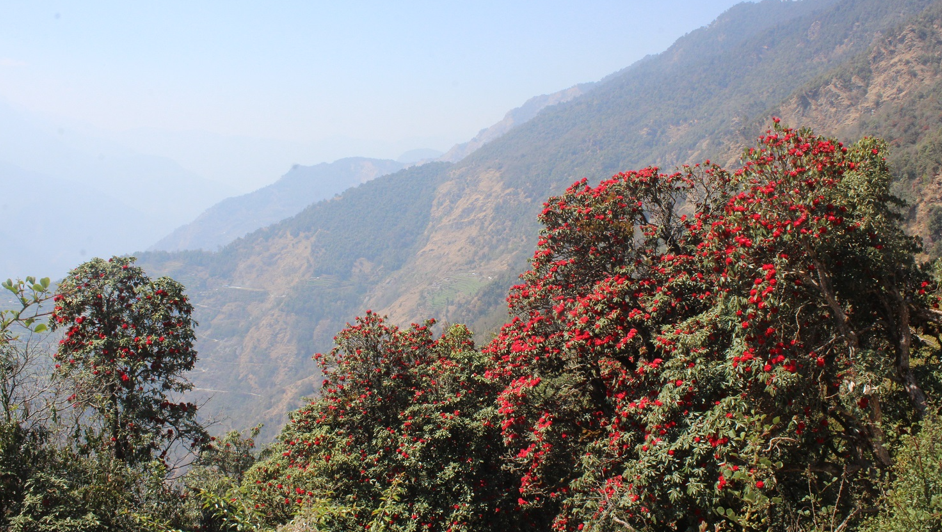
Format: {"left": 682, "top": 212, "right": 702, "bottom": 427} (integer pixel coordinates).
{"left": 235, "top": 123, "right": 942, "bottom": 531}
{"left": 485, "top": 123, "right": 942, "bottom": 530}
{"left": 50, "top": 256, "right": 208, "bottom": 466}
{"left": 240, "top": 313, "right": 542, "bottom": 531}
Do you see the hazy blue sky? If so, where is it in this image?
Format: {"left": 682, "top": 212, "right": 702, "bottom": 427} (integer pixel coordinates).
{"left": 0, "top": 1, "right": 750, "bottom": 188}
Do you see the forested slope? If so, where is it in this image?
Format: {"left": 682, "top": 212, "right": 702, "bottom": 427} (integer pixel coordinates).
{"left": 767, "top": 2, "right": 942, "bottom": 251}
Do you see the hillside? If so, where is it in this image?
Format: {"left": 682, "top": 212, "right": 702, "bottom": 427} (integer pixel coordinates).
{"left": 149, "top": 83, "right": 595, "bottom": 251}
{"left": 136, "top": 0, "right": 942, "bottom": 438}
{"left": 139, "top": 162, "right": 452, "bottom": 432}
{"left": 768, "top": 2, "right": 942, "bottom": 251}
{"left": 150, "top": 157, "right": 407, "bottom": 252}
{"left": 153, "top": 81, "right": 603, "bottom": 254}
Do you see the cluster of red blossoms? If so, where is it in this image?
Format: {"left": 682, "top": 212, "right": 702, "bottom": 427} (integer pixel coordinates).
{"left": 241, "top": 311, "right": 538, "bottom": 530}
{"left": 483, "top": 123, "right": 937, "bottom": 530}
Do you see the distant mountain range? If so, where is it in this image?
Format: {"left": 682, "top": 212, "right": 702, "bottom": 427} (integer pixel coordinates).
{"left": 149, "top": 82, "right": 600, "bottom": 253}
{"left": 136, "top": 0, "right": 942, "bottom": 439}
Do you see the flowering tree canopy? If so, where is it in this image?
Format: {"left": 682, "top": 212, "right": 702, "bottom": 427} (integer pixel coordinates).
{"left": 50, "top": 256, "right": 208, "bottom": 466}
{"left": 486, "top": 123, "right": 941, "bottom": 530}
{"left": 241, "top": 312, "right": 541, "bottom": 531}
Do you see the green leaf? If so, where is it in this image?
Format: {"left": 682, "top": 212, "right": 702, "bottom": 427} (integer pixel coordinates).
{"left": 41, "top": 277, "right": 50, "bottom": 289}
{"left": 743, "top": 487, "right": 756, "bottom": 503}
{"left": 33, "top": 324, "right": 47, "bottom": 333}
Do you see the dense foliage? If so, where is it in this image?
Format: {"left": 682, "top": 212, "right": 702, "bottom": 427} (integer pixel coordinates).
{"left": 239, "top": 124, "right": 942, "bottom": 531}
{"left": 859, "top": 412, "right": 942, "bottom": 531}
{"left": 484, "top": 123, "right": 939, "bottom": 530}
{"left": 239, "top": 313, "right": 536, "bottom": 531}
{"left": 0, "top": 259, "right": 209, "bottom": 530}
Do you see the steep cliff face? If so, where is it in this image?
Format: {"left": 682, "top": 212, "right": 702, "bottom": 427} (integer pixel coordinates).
{"left": 137, "top": 0, "right": 942, "bottom": 439}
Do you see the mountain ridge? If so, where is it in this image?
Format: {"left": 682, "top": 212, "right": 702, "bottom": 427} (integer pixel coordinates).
{"left": 150, "top": 157, "right": 408, "bottom": 252}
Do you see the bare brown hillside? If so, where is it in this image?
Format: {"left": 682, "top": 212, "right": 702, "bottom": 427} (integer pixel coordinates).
{"left": 778, "top": 20, "right": 942, "bottom": 133}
